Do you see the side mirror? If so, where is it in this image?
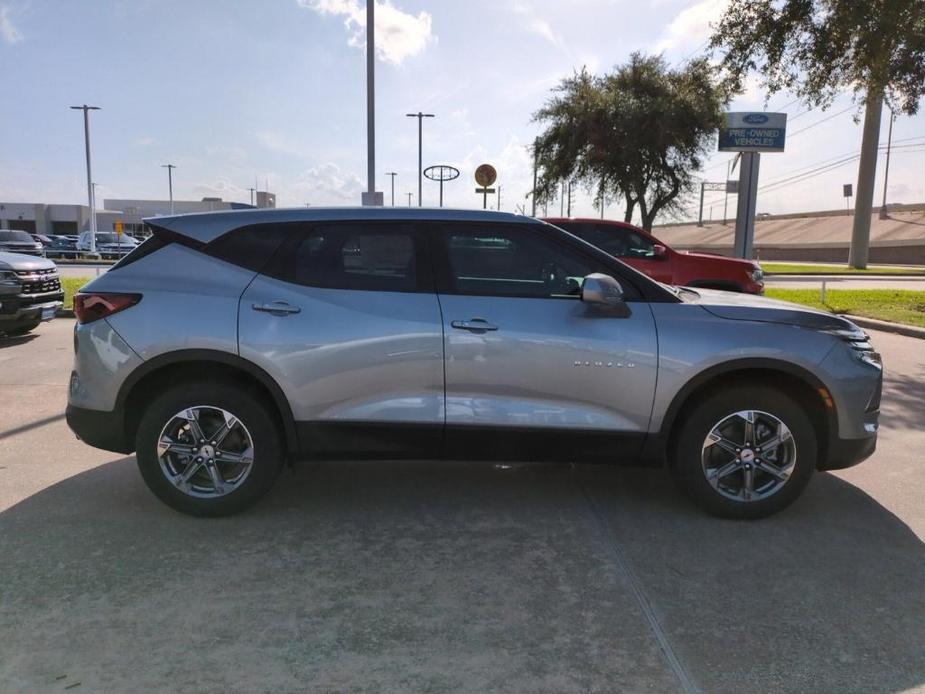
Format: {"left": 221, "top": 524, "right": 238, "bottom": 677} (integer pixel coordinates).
{"left": 653, "top": 244, "right": 668, "bottom": 259}
{"left": 581, "top": 273, "right": 625, "bottom": 307}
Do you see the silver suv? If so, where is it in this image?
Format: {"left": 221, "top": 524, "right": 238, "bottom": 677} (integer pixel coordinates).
{"left": 66, "top": 208, "right": 882, "bottom": 518}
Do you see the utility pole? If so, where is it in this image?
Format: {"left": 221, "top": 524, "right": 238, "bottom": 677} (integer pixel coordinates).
{"left": 385, "top": 172, "right": 397, "bottom": 206}
{"left": 848, "top": 88, "right": 884, "bottom": 269}
{"left": 247, "top": 187, "right": 256, "bottom": 205}
{"left": 161, "top": 164, "right": 176, "bottom": 214}
{"left": 497, "top": 185, "right": 501, "bottom": 211}
{"left": 879, "top": 107, "right": 894, "bottom": 220}
{"left": 70, "top": 104, "right": 100, "bottom": 254}
{"left": 566, "top": 180, "right": 572, "bottom": 217}
{"left": 697, "top": 182, "right": 706, "bottom": 227}
{"left": 406, "top": 111, "right": 434, "bottom": 206}
{"left": 559, "top": 184, "right": 564, "bottom": 216}
{"left": 723, "top": 159, "right": 732, "bottom": 225}
{"left": 406, "top": 192, "right": 413, "bottom": 207}
{"left": 531, "top": 138, "right": 538, "bottom": 217}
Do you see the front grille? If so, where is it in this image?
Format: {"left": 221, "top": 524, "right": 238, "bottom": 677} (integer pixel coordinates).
{"left": 15, "top": 269, "right": 61, "bottom": 295}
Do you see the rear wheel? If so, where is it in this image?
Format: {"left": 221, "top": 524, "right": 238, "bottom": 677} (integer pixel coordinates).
{"left": 135, "top": 381, "right": 283, "bottom": 517}
{"left": 670, "top": 386, "right": 817, "bottom": 519}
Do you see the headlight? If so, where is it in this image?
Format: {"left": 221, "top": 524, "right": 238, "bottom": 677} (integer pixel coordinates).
{"left": 823, "top": 326, "right": 882, "bottom": 370}
{"left": 750, "top": 265, "right": 764, "bottom": 282}
{"left": 0, "top": 270, "right": 20, "bottom": 288}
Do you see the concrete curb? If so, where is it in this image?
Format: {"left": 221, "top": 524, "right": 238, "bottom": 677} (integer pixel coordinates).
{"left": 844, "top": 315, "right": 925, "bottom": 340}
{"left": 766, "top": 272, "right": 925, "bottom": 278}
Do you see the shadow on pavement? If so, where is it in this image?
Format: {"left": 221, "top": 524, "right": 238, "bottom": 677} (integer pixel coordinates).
{"left": 0, "top": 332, "right": 39, "bottom": 347}
{"left": 1, "top": 457, "right": 923, "bottom": 693}
{"left": 880, "top": 367, "right": 925, "bottom": 429}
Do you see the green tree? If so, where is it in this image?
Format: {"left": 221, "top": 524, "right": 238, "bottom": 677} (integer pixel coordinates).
{"left": 532, "top": 53, "right": 727, "bottom": 230}
{"left": 710, "top": 0, "right": 925, "bottom": 268}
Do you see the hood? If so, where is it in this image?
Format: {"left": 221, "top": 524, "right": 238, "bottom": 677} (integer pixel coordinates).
{"left": 686, "top": 287, "right": 858, "bottom": 332}
{"left": 0, "top": 251, "right": 57, "bottom": 271}
{"left": 681, "top": 250, "right": 757, "bottom": 268}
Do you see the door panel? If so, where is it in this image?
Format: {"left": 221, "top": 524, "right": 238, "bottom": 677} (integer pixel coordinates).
{"left": 238, "top": 223, "right": 445, "bottom": 443}
{"left": 439, "top": 294, "right": 658, "bottom": 433}
{"left": 434, "top": 222, "right": 659, "bottom": 441}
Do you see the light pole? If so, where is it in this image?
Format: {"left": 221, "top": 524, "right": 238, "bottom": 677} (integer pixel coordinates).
{"left": 385, "top": 172, "right": 397, "bottom": 206}
{"left": 361, "top": 0, "right": 382, "bottom": 205}
{"left": 247, "top": 187, "right": 256, "bottom": 206}
{"left": 70, "top": 104, "right": 100, "bottom": 254}
{"left": 90, "top": 181, "right": 98, "bottom": 247}
{"left": 162, "top": 164, "right": 176, "bottom": 214}
{"left": 879, "top": 108, "right": 894, "bottom": 220}
{"left": 406, "top": 112, "right": 434, "bottom": 206}
{"left": 407, "top": 192, "right": 413, "bottom": 207}
{"left": 531, "top": 138, "right": 538, "bottom": 217}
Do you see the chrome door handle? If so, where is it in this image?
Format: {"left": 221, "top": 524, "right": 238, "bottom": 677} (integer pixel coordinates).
{"left": 252, "top": 301, "right": 301, "bottom": 315}
{"left": 451, "top": 318, "right": 498, "bottom": 332}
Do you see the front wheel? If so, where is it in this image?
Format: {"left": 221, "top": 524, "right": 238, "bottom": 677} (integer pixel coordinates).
{"left": 135, "top": 381, "right": 284, "bottom": 517}
{"left": 670, "top": 386, "right": 817, "bottom": 519}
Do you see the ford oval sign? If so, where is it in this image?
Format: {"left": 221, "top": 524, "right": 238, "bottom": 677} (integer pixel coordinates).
{"left": 743, "top": 113, "right": 769, "bottom": 124}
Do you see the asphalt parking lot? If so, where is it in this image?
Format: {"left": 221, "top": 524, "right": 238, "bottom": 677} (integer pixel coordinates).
{"left": 2, "top": 318, "right": 924, "bottom": 693}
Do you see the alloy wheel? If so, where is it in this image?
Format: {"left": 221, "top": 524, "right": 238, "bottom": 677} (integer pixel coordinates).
{"left": 701, "top": 410, "right": 797, "bottom": 502}
{"left": 156, "top": 406, "right": 255, "bottom": 498}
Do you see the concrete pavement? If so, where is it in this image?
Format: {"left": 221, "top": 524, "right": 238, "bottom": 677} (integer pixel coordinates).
{"left": 1, "top": 319, "right": 924, "bottom": 693}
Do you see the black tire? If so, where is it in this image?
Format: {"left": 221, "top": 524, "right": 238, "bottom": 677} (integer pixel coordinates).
{"left": 2, "top": 322, "right": 40, "bottom": 337}
{"left": 135, "top": 381, "right": 284, "bottom": 517}
{"left": 669, "top": 385, "right": 817, "bottom": 519}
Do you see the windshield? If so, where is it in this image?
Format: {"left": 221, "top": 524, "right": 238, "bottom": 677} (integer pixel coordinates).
{"left": 93, "top": 233, "right": 134, "bottom": 244}
{"left": 0, "top": 231, "right": 36, "bottom": 243}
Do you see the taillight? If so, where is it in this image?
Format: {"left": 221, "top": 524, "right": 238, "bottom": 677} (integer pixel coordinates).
{"left": 73, "top": 293, "right": 141, "bottom": 324}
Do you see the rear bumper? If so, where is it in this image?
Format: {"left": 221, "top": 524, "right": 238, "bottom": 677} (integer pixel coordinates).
{"left": 66, "top": 403, "right": 134, "bottom": 454}
{"left": 819, "top": 432, "right": 878, "bottom": 471}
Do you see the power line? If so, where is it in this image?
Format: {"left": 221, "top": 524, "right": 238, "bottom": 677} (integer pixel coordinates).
{"left": 787, "top": 105, "right": 855, "bottom": 138}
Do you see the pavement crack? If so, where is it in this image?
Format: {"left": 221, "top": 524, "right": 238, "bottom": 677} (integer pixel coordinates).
{"left": 579, "top": 480, "right": 700, "bottom": 694}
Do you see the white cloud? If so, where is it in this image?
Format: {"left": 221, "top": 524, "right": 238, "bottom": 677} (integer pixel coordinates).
{"left": 511, "top": 3, "right": 564, "bottom": 49}
{"left": 655, "top": 0, "right": 727, "bottom": 53}
{"left": 298, "top": 0, "right": 434, "bottom": 66}
{"left": 294, "top": 162, "right": 365, "bottom": 205}
{"left": 0, "top": 5, "right": 24, "bottom": 44}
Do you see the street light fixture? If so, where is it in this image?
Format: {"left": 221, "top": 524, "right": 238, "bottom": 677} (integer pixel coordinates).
{"left": 162, "top": 164, "right": 177, "bottom": 214}
{"left": 70, "top": 104, "right": 100, "bottom": 254}
{"left": 406, "top": 112, "right": 434, "bottom": 206}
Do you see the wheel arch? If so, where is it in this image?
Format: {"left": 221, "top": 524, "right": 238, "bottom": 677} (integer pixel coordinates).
{"left": 117, "top": 350, "right": 298, "bottom": 457}
{"left": 646, "top": 358, "right": 837, "bottom": 467}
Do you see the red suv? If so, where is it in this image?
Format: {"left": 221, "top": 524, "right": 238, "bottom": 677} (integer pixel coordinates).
{"left": 544, "top": 218, "right": 764, "bottom": 294}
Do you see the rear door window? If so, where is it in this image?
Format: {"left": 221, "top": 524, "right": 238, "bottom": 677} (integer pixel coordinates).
{"left": 272, "top": 222, "right": 432, "bottom": 293}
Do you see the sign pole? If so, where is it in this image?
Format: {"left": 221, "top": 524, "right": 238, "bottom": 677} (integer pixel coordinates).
{"left": 733, "top": 152, "right": 760, "bottom": 259}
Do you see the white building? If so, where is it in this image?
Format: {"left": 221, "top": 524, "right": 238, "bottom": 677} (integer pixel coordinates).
{"left": 0, "top": 193, "right": 274, "bottom": 237}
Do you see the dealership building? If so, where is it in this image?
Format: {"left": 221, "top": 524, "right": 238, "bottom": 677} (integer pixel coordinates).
{"left": 0, "top": 191, "right": 275, "bottom": 236}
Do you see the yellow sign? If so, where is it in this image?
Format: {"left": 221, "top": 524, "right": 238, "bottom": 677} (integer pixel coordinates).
{"left": 115, "top": 221, "right": 123, "bottom": 235}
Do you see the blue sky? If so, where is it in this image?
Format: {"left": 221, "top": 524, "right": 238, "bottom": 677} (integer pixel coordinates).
{"left": 1, "top": 0, "right": 923, "bottom": 222}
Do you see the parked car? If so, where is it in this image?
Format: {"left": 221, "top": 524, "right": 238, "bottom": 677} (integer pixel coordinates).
{"left": 544, "top": 217, "right": 764, "bottom": 294}
{"left": 0, "top": 229, "right": 45, "bottom": 257}
{"left": 66, "top": 208, "right": 880, "bottom": 519}
{"left": 44, "top": 235, "right": 80, "bottom": 259}
{"left": 31, "top": 233, "right": 55, "bottom": 247}
{"left": 76, "top": 231, "right": 140, "bottom": 259}
{"left": 0, "top": 251, "right": 64, "bottom": 335}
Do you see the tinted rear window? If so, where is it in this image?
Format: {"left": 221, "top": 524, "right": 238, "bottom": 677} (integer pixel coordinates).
{"left": 205, "top": 223, "right": 295, "bottom": 272}
{"left": 110, "top": 235, "right": 170, "bottom": 271}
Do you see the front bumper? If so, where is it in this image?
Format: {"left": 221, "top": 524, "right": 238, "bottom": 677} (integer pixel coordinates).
{"left": 820, "top": 431, "right": 878, "bottom": 470}
{"left": 0, "top": 293, "right": 64, "bottom": 329}
{"left": 66, "top": 403, "right": 133, "bottom": 454}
